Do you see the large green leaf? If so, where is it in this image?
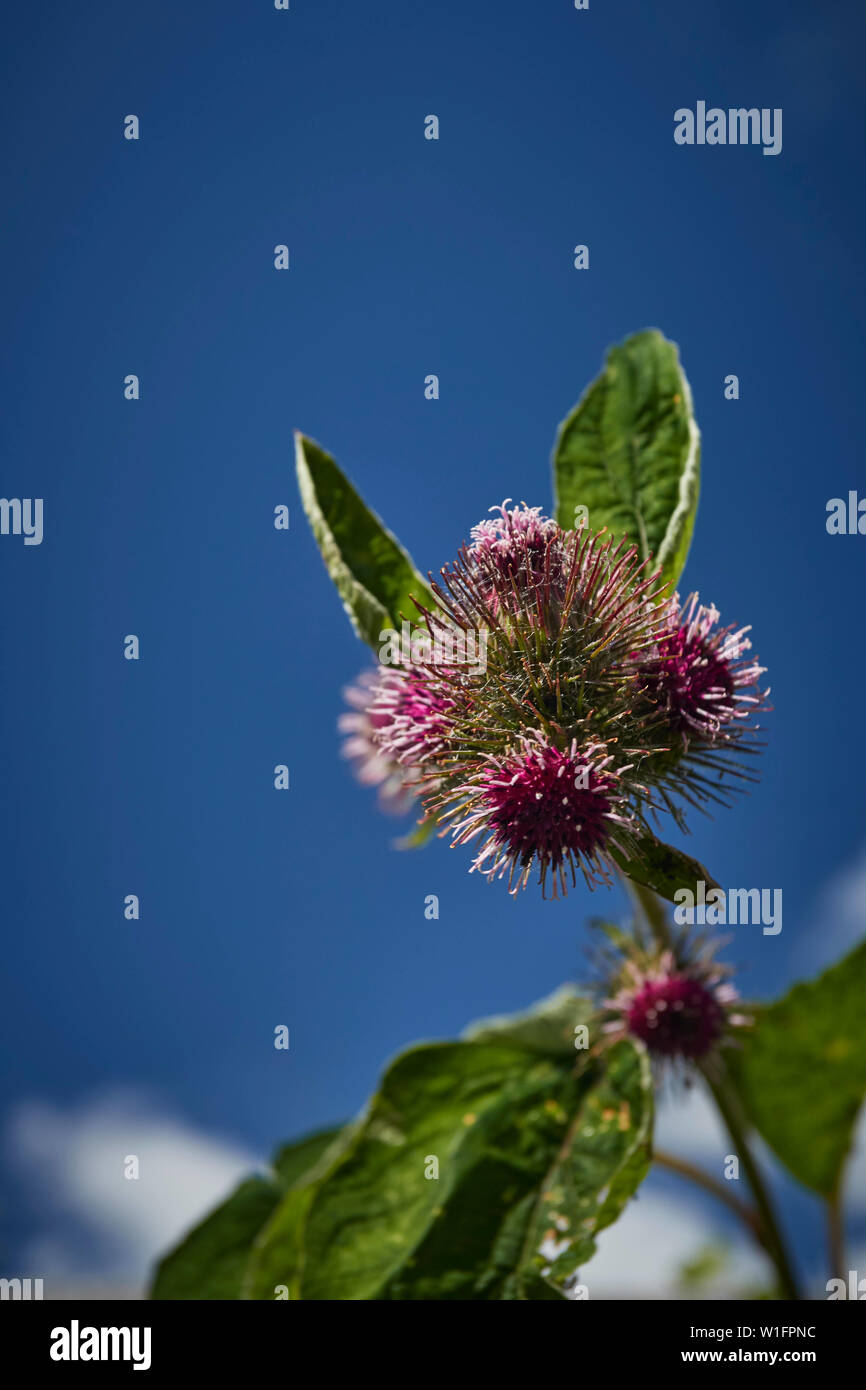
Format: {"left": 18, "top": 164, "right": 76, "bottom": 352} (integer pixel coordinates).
{"left": 380, "top": 1040, "right": 652, "bottom": 1301}
{"left": 245, "top": 1028, "right": 653, "bottom": 1301}
{"left": 513, "top": 1038, "right": 653, "bottom": 1297}
{"left": 245, "top": 1040, "right": 561, "bottom": 1300}
{"left": 553, "top": 330, "right": 700, "bottom": 592}
{"left": 150, "top": 1127, "right": 342, "bottom": 1300}
{"left": 727, "top": 941, "right": 866, "bottom": 1198}
{"left": 296, "top": 433, "right": 439, "bottom": 649}
{"left": 151, "top": 998, "right": 654, "bottom": 1302}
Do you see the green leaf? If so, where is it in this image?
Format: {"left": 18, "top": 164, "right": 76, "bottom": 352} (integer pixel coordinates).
{"left": 461, "top": 985, "right": 594, "bottom": 1057}
{"left": 296, "top": 433, "right": 439, "bottom": 649}
{"left": 726, "top": 941, "right": 866, "bottom": 1199}
{"left": 611, "top": 833, "right": 720, "bottom": 904}
{"left": 245, "top": 1027, "right": 653, "bottom": 1300}
{"left": 149, "top": 1127, "right": 343, "bottom": 1301}
{"left": 242, "top": 1182, "right": 319, "bottom": 1301}
{"left": 383, "top": 1039, "right": 652, "bottom": 1302}
{"left": 511, "top": 1039, "right": 653, "bottom": 1297}
{"left": 150, "top": 1008, "right": 654, "bottom": 1302}
{"left": 272, "top": 1127, "right": 348, "bottom": 1189}
{"left": 245, "top": 1040, "right": 560, "bottom": 1300}
{"left": 553, "top": 329, "right": 700, "bottom": 592}
{"left": 151, "top": 1176, "right": 283, "bottom": 1301}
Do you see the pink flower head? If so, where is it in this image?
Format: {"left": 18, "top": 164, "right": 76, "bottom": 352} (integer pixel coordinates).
{"left": 338, "top": 669, "right": 418, "bottom": 812}
{"left": 465, "top": 501, "right": 562, "bottom": 610}
{"left": 435, "top": 733, "right": 640, "bottom": 897}
{"left": 370, "top": 665, "right": 456, "bottom": 769}
{"left": 335, "top": 505, "right": 770, "bottom": 896}
{"left": 638, "top": 594, "right": 767, "bottom": 743}
{"left": 603, "top": 944, "right": 748, "bottom": 1065}
{"left": 624, "top": 971, "right": 725, "bottom": 1057}
{"left": 339, "top": 659, "right": 456, "bottom": 812}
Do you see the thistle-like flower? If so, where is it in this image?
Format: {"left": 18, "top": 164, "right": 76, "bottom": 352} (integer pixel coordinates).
{"left": 637, "top": 593, "right": 767, "bottom": 741}
{"left": 337, "top": 504, "right": 769, "bottom": 896}
{"left": 600, "top": 927, "right": 749, "bottom": 1070}
{"left": 466, "top": 499, "right": 562, "bottom": 606}
{"left": 437, "top": 733, "right": 640, "bottom": 896}
{"left": 631, "top": 593, "right": 769, "bottom": 826}
{"left": 366, "top": 663, "right": 456, "bottom": 770}
{"left": 338, "top": 669, "right": 421, "bottom": 812}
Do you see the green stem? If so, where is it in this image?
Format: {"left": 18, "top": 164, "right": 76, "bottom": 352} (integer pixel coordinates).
{"left": 620, "top": 871, "right": 801, "bottom": 1299}
{"left": 654, "top": 1149, "right": 763, "bottom": 1241}
{"left": 702, "top": 1064, "right": 801, "bottom": 1300}
{"left": 622, "top": 875, "right": 672, "bottom": 950}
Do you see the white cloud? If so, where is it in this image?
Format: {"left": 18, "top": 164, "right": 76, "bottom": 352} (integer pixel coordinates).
{"left": 655, "top": 1082, "right": 729, "bottom": 1164}
{"left": 798, "top": 842, "right": 866, "bottom": 972}
{"left": 580, "top": 1083, "right": 793, "bottom": 1297}
{"left": 5, "top": 1090, "right": 259, "bottom": 1296}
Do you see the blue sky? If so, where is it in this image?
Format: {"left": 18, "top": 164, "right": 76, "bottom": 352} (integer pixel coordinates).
{"left": 1, "top": 0, "right": 864, "bottom": 1294}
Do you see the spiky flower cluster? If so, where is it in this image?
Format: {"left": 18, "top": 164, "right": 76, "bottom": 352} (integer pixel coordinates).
{"left": 340, "top": 503, "right": 768, "bottom": 895}
{"left": 599, "top": 924, "right": 749, "bottom": 1068}
{"left": 338, "top": 667, "right": 452, "bottom": 812}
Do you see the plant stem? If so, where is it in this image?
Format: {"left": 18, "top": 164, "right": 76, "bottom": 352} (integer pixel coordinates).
{"left": 701, "top": 1064, "right": 801, "bottom": 1300}
{"left": 623, "top": 875, "right": 672, "bottom": 950}
{"left": 619, "top": 869, "right": 801, "bottom": 1298}
{"left": 654, "top": 1148, "right": 763, "bottom": 1239}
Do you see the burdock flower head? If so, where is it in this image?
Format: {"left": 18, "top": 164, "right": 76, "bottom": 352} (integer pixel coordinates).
{"left": 339, "top": 663, "right": 456, "bottom": 811}
{"left": 338, "top": 502, "right": 769, "bottom": 896}
{"left": 438, "top": 733, "right": 641, "bottom": 896}
{"left": 639, "top": 595, "right": 764, "bottom": 739}
{"left": 338, "top": 669, "right": 419, "bottom": 813}
{"left": 630, "top": 593, "right": 770, "bottom": 827}
{"left": 599, "top": 925, "right": 749, "bottom": 1070}
{"left": 466, "top": 499, "right": 562, "bottom": 607}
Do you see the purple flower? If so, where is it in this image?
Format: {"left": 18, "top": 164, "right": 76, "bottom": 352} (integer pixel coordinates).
{"left": 637, "top": 594, "right": 767, "bottom": 742}
{"left": 338, "top": 669, "right": 420, "bottom": 813}
{"left": 603, "top": 940, "right": 748, "bottom": 1065}
{"left": 466, "top": 500, "right": 562, "bottom": 607}
{"left": 623, "top": 971, "right": 726, "bottom": 1057}
{"left": 370, "top": 666, "right": 456, "bottom": 769}
{"left": 434, "top": 733, "right": 639, "bottom": 897}
{"left": 337, "top": 505, "right": 770, "bottom": 896}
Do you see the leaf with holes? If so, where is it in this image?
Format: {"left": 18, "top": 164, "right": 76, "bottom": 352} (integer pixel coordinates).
{"left": 244, "top": 1022, "right": 652, "bottom": 1300}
